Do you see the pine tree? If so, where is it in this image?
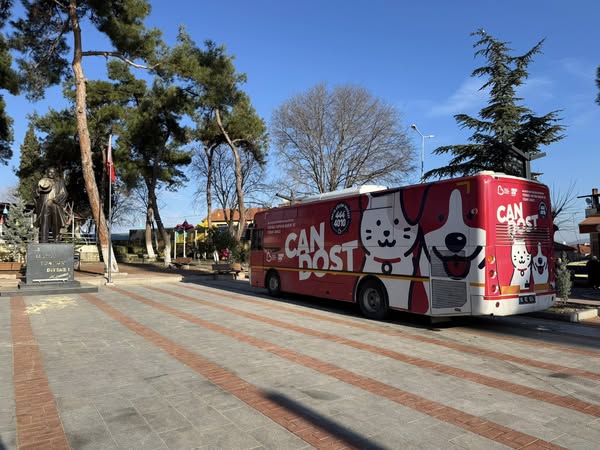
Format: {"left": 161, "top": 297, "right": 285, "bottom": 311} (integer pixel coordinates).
{"left": 15, "top": 122, "right": 43, "bottom": 204}
{"left": 9, "top": 0, "right": 162, "bottom": 272}
{"left": 0, "top": 1, "right": 19, "bottom": 165}
{"left": 425, "top": 30, "right": 565, "bottom": 180}
{"left": 3, "top": 197, "right": 36, "bottom": 262}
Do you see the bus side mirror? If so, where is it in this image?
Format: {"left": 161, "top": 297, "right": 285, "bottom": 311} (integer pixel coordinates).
{"left": 243, "top": 228, "right": 252, "bottom": 241}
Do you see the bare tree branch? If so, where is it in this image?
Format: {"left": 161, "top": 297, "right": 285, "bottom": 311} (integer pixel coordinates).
{"left": 81, "top": 51, "right": 159, "bottom": 69}
{"left": 272, "top": 83, "right": 415, "bottom": 194}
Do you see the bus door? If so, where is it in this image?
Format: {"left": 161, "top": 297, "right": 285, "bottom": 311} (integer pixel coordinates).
{"left": 248, "top": 227, "right": 264, "bottom": 288}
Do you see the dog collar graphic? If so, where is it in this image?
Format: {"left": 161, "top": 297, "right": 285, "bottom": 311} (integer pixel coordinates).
{"left": 374, "top": 256, "right": 402, "bottom": 275}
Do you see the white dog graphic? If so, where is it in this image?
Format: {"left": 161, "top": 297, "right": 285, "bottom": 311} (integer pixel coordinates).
{"left": 424, "top": 189, "right": 485, "bottom": 281}
{"left": 531, "top": 242, "right": 548, "bottom": 286}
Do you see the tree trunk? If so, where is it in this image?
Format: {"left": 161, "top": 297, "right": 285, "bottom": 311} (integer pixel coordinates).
{"left": 69, "top": 2, "right": 118, "bottom": 273}
{"left": 204, "top": 145, "right": 214, "bottom": 229}
{"left": 146, "top": 179, "right": 170, "bottom": 266}
{"left": 145, "top": 205, "right": 156, "bottom": 259}
{"left": 215, "top": 109, "right": 246, "bottom": 240}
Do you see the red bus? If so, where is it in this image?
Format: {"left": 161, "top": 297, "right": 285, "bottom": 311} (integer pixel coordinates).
{"left": 248, "top": 172, "right": 555, "bottom": 319}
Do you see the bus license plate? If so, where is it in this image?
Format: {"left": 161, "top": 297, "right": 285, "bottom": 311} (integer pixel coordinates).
{"left": 519, "top": 295, "right": 536, "bottom": 305}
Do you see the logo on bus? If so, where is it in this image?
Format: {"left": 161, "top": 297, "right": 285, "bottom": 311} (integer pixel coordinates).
{"left": 330, "top": 202, "right": 351, "bottom": 235}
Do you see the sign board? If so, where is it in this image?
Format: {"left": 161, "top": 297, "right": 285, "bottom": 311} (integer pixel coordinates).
{"left": 26, "top": 243, "right": 75, "bottom": 284}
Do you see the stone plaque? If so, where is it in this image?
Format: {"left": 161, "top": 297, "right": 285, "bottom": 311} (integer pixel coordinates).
{"left": 26, "top": 243, "right": 75, "bottom": 284}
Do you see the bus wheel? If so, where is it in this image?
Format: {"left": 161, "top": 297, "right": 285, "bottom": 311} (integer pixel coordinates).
{"left": 358, "top": 279, "right": 389, "bottom": 320}
{"left": 266, "top": 271, "right": 282, "bottom": 297}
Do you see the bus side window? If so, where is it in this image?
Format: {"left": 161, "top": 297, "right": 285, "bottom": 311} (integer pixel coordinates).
{"left": 251, "top": 229, "right": 263, "bottom": 250}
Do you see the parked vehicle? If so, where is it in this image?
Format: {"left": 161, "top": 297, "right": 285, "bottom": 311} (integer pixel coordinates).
{"left": 248, "top": 172, "right": 556, "bottom": 319}
{"left": 566, "top": 260, "right": 588, "bottom": 285}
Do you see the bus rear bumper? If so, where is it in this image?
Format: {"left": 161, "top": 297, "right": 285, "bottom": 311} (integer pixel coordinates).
{"left": 473, "top": 293, "right": 556, "bottom": 316}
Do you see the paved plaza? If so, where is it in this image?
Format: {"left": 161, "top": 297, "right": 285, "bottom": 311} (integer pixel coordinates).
{"left": 1, "top": 267, "right": 599, "bottom": 449}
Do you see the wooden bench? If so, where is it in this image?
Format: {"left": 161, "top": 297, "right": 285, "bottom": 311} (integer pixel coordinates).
{"left": 0, "top": 262, "right": 23, "bottom": 272}
{"left": 211, "top": 262, "right": 242, "bottom": 279}
{"left": 172, "top": 257, "right": 192, "bottom": 268}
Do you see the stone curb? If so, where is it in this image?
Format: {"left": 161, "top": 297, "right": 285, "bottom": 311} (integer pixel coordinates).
{"left": 529, "top": 307, "right": 599, "bottom": 323}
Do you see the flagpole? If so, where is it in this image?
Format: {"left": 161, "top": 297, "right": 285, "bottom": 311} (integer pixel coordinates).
{"left": 107, "top": 133, "right": 113, "bottom": 284}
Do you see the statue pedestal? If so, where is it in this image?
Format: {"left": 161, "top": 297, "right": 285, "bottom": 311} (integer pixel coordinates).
{"left": 11, "top": 243, "right": 98, "bottom": 296}
{"left": 25, "top": 243, "right": 76, "bottom": 283}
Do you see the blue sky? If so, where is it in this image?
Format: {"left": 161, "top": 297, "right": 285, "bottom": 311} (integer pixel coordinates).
{"left": 1, "top": 0, "right": 599, "bottom": 243}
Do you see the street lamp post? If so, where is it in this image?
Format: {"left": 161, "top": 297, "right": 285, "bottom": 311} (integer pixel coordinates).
{"left": 411, "top": 124, "right": 434, "bottom": 182}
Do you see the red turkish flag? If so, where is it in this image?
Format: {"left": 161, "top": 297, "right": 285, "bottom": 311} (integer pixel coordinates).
{"left": 106, "top": 136, "right": 116, "bottom": 183}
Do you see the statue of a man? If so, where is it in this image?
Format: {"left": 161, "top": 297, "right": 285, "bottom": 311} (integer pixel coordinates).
{"left": 35, "top": 167, "right": 68, "bottom": 243}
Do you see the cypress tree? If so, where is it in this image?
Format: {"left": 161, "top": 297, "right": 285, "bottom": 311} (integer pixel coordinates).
{"left": 15, "top": 122, "right": 43, "bottom": 204}
{"left": 555, "top": 252, "right": 572, "bottom": 305}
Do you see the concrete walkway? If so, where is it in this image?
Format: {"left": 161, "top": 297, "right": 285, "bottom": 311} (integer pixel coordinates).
{"left": 0, "top": 261, "right": 216, "bottom": 290}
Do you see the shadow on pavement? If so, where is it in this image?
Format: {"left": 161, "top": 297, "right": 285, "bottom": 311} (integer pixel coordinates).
{"left": 264, "top": 391, "right": 387, "bottom": 450}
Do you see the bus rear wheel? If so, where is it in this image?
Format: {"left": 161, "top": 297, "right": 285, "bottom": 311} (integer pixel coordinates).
{"left": 266, "top": 271, "right": 282, "bottom": 297}
{"left": 358, "top": 279, "right": 389, "bottom": 320}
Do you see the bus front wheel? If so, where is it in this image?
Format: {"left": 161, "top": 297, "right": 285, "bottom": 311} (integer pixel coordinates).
{"left": 358, "top": 279, "right": 389, "bottom": 320}
{"left": 266, "top": 271, "right": 282, "bottom": 297}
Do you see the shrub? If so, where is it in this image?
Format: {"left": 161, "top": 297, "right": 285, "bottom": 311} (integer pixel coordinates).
{"left": 555, "top": 252, "right": 572, "bottom": 305}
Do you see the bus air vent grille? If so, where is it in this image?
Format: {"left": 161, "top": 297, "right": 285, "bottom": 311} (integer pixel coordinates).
{"left": 495, "top": 223, "right": 550, "bottom": 245}
{"left": 431, "top": 279, "right": 467, "bottom": 309}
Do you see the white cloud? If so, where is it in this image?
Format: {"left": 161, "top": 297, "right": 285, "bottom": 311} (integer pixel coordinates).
{"left": 558, "top": 58, "right": 596, "bottom": 81}
{"left": 428, "top": 78, "right": 488, "bottom": 117}
{"left": 428, "top": 74, "right": 558, "bottom": 118}
{"left": 518, "top": 76, "right": 554, "bottom": 101}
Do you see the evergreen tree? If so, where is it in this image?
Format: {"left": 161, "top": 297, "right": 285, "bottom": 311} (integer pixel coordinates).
{"left": 3, "top": 197, "right": 36, "bottom": 262}
{"left": 165, "top": 31, "right": 268, "bottom": 240}
{"left": 15, "top": 122, "right": 43, "bottom": 203}
{"left": 118, "top": 77, "right": 193, "bottom": 266}
{"left": 555, "top": 252, "right": 572, "bottom": 305}
{"left": 9, "top": 0, "right": 162, "bottom": 272}
{"left": 425, "top": 30, "right": 564, "bottom": 180}
{"left": 0, "top": 0, "right": 19, "bottom": 165}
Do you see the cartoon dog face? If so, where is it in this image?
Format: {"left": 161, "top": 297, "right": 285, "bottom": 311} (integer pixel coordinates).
{"left": 510, "top": 239, "right": 531, "bottom": 290}
{"left": 361, "top": 192, "right": 419, "bottom": 275}
{"left": 531, "top": 242, "right": 548, "bottom": 285}
{"left": 424, "top": 189, "right": 485, "bottom": 280}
